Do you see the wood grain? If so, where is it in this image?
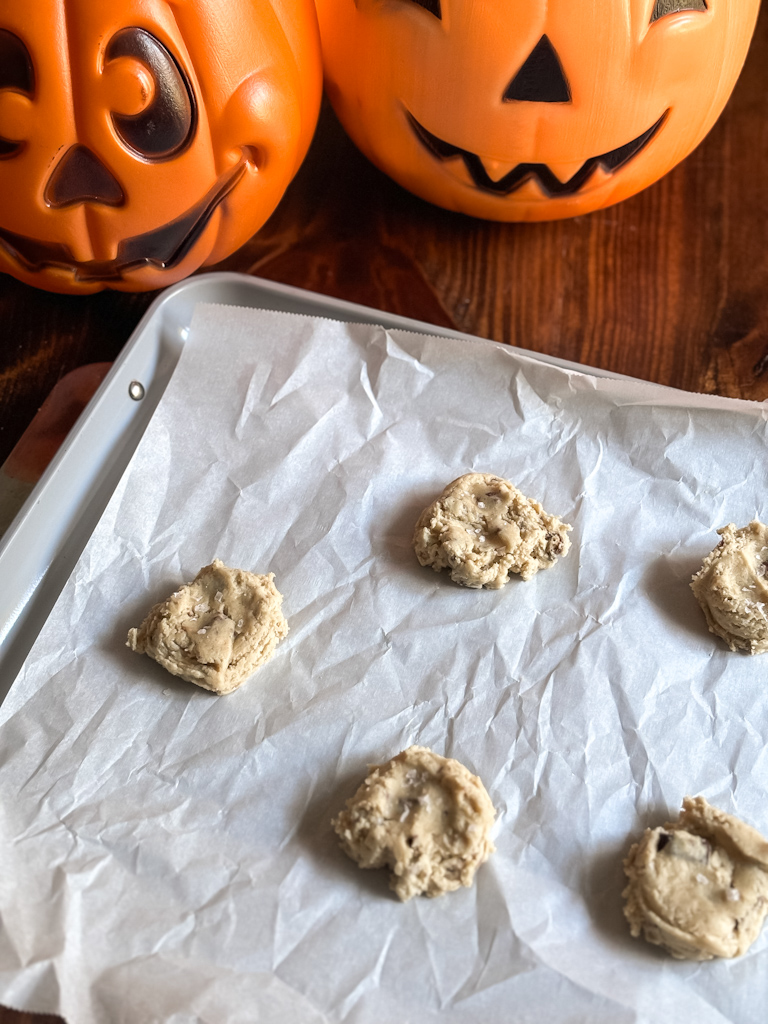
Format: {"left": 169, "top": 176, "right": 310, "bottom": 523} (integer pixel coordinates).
{"left": 2, "top": 7, "right": 768, "bottom": 1021}
{"left": 0, "top": 1015, "right": 61, "bottom": 1024}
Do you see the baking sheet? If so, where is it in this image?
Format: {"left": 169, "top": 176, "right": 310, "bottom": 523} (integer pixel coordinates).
{"left": 1, "top": 302, "right": 768, "bottom": 1024}
{"left": 0, "top": 270, "right": 617, "bottom": 707}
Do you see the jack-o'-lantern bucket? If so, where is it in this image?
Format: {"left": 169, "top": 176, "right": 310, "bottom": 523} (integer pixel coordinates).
{"left": 0, "top": 0, "right": 322, "bottom": 293}
{"left": 315, "top": 0, "right": 760, "bottom": 221}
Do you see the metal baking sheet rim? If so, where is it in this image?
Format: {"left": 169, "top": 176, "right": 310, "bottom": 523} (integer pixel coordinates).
{"left": 0, "top": 270, "right": 646, "bottom": 703}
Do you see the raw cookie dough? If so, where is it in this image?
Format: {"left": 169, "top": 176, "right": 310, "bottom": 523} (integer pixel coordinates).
{"left": 331, "top": 745, "right": 495, "bottom": 901}
{"left": 413, "top": 472, "right": 571, "bottom": 589}
{"left": 690, "top": 521, "right": 768, "bottom": 654}
{"left": 127, "top": 559, "right": 288, "bottom": 695}
{"left": 622, "top": 796, "right": 768, "bottom": 960}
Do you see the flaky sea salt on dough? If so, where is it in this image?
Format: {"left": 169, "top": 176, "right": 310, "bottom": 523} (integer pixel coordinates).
{"left": 413, "top": 472, "right": 571, "bottom": 589}
{"left": 332, "top": 745, "right": 495, "bottom": 901}
{"left": 690, "top": 521, "right": 768, "bottom": 654}
{"left": 127, "top": 559, "right": 288, "bottom": 695}
{"left": 623, "top": 796, "right": 768, "bottom": 960}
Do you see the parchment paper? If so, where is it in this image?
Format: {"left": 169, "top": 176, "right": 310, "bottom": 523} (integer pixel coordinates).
{"left": 1, "top": 303, "right": 768, "bottom": 1024}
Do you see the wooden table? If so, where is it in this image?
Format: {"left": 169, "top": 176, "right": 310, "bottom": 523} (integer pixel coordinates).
{"left": 1, "top": 8, "right": 767, "bottom": 1022}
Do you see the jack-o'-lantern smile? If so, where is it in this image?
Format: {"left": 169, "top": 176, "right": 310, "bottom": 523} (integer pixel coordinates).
{"left": 0, "top": 157, "right": 245, "bottom": 282}
{"left": 406, "top": 109, "right": 670, "bottom": 198}
{"left": 316, "top": 0, "right": 762, "bottom": 221}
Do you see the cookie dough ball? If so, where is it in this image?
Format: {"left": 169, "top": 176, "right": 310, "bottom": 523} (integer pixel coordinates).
{"left": 332, "top": 745, "right": 495, "bottom": 901}
{"left": 127, "top": 559, "right": 288, "bottom": 694}
{"left": 413, "top": 473, "right": 571, "bottom": 589}
{"left": 690, "top": 521, "right": 768, "bottom": 654}
{"left": 623, "top": 796, "right": 768, "bottom": 960}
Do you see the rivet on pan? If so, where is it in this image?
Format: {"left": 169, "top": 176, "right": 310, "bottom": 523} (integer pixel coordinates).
{"left": 129, "top": 380, "right": 145, "bottom": 401}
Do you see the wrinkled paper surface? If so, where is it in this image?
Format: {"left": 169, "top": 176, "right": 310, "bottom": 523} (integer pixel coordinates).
{"left": 2, "top": 304, "right": 768, "bottom": 1024}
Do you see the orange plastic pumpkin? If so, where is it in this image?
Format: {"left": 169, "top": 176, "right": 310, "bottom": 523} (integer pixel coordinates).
{"left": 0, "top": 0, "right": 322, "bottom": 293}
{"left": 315, "top": 0, "right": 759, "bottom": 221}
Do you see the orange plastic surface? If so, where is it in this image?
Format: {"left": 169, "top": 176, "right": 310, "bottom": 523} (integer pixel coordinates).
{"left": 315, "top": 0, "right": 760, "bottom": 221}
{"left": 0, "top": 0, "right": 322, "bottom": 293}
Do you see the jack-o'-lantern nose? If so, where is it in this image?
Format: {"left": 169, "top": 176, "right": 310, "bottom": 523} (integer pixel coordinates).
{"left": 44, "top": 145, "right": 125, "bottom": 208}
{"left": 504, "top": 36, "right": 571, "bottom": 104}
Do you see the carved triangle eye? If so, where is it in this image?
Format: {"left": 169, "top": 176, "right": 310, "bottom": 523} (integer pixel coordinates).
{"left": 651, "top": 0, "right": 707, "bottom": 22}
{"left": 409, "top": 0, "right": 442, "bottom": 19}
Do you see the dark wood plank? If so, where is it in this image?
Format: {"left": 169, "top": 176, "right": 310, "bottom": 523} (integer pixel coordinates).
{"left": 0, "top": 1012, "right": 62, "bottom": 1024}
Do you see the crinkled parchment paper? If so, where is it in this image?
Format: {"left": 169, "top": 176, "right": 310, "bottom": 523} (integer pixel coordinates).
{"left": 1, "top": 304, "right": 768, "bottom": 1024}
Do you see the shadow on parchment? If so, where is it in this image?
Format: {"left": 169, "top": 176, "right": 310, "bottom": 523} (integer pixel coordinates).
{"left": 580, "top": 806, "right": 672, "bottom": 960}
{"left": 640, "top": 552, "right": 710, "bottom": 642}
{"left": 378, "top": 486, "right": 438, "bottom": 585}
{"left": 295, "top": 764, "right": 401, "bottom": 902}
